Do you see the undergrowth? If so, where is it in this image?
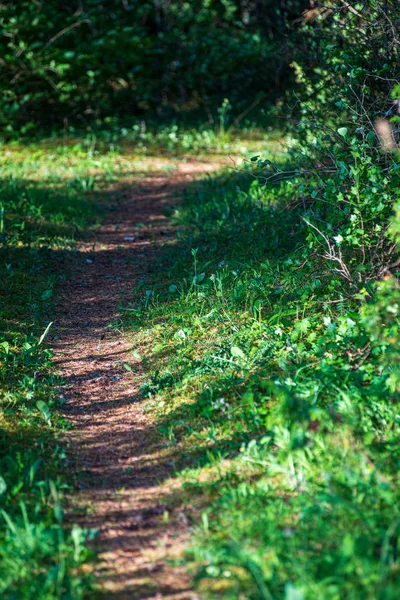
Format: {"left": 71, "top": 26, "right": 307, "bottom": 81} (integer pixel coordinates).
{"left": 124, "top": 143, "right": 400, "bottom": 598}
{"left": 0, "top": 146, "right": 122, "bottom": 598}
{"left": 8, "top": 119, "right": 283, "bottom": 160}
{"left": 0, "top": 127, "right": 275, "bottom": 598}
{"left": 2, "top": 1, "right": 399, "bottom": 598}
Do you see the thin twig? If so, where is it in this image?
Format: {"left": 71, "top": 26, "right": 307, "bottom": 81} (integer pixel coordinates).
{"left": 42, "top": 20, "right": 91, "bottom": 50}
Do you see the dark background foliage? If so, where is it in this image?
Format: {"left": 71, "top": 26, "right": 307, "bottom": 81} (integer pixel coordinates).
{"left": 0, "top": 0, "right": 308, "bottom": 135}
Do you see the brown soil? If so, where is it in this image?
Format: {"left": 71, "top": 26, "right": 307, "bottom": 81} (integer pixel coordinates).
{"left": 52, "top": 158, "right": 224, "bottom": 599}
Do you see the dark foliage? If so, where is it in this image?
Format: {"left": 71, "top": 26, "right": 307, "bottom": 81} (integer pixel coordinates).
{"left": 0, "top": 0, "right": 306, "bottom": 134}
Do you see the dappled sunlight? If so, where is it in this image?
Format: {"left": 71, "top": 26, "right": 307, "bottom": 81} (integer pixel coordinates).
{"left": 44, "top": 158, "right": 228, "bottom": 598}
{"left": 1, "top": 2, "right": 399, "bottom": 597}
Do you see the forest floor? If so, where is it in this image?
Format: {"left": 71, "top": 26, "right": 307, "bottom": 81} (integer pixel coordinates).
{"left": 2, "top": 135, "right": 398, "bottom": 599}
{"left": 52, "top": 157, "right": 224, "bottom": 599}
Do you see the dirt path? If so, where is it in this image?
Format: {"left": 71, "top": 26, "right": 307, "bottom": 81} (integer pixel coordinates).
{"left": 52, "top": 159, "right": 220, "bottom": 599}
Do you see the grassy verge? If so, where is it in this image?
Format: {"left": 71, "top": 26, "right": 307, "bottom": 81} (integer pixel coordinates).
{"left": 11, "top": 119, "right": 283, "bottom": 160}
{"left": 123, "top": 155, "right": 400, "bottom": 598}
{"left": 0, "top": 145, "right": 127, "bottom": 598}
{"left": 0, "top": 133, "right": 263, "bottom": 598}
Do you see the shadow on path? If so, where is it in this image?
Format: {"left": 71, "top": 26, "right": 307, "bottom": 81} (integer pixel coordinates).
{"left": 52, "top": 159, "right": 224, "bottom": 599}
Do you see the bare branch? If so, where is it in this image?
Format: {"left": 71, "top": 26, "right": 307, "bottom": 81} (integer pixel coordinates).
{"left": 42, "top": 19, "right": 91, "bottom": 51}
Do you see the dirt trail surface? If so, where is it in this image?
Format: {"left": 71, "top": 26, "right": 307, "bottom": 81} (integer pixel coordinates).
{"left": 52, "top": 159, "right": 221, "bottom": 599}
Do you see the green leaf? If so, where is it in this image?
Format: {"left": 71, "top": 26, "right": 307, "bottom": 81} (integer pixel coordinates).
{"left": 294, "top": 318, "right": 311, "bottom": 334}
{"left": 38, "top": 321, "right": 53, "bottom": 345}
{"left": 0, "top": 341, "right": 9, "bottom": 354}
{"left": 195, "top": 273, "right": 206, "bottom": 284}
{"left": 36, "top": 400, "right": 51, "bottom": 426}
{"left": 231, "top": 346, "right": 246, "bottom": 360}
{"left": 0, "top": 476, "right": 7, "bottom": 495}
{"left": 337, "top": 127, "right": 348, "bottom": 137}
{"left": 41, "top": 289, "right": 53, "bottom": 301}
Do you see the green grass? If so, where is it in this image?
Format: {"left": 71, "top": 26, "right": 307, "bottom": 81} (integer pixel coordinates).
{"left": 123, "top": 161, "right": 400, "bottom": 599}
{"left": 7, "top": 118, "right": 284, "bottom": 160}
{"left": 0, "top": 145, "right": 122, "bottom": 598}
{"left": 2, "top": 128, "right": 399, "bottom": 599}
{"left": 0, "top": 132, "right": 265, "bottom": 598}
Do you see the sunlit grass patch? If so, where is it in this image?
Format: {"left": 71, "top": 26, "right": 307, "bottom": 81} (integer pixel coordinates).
{"left": 123, "top": 159, "right": 400, "bottom": 598}
{"left": 0, "top": 146, "right": 106, "bottom": 598}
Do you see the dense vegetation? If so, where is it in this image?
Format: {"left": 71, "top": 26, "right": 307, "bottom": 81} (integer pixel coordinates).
{"left": 0, "top": 0, "right": 305, "bottom": 135}
{"left": 1, "top": 0, "right": 399, "bottom": 598}
{"left": 125, "top": 1, "right": 400, "bottom": 597}
{"left": 133, "top": 168, "right": 400, "bottom": 598}
{"left": 0, "top": 148, "right": 95, "bottom": 597}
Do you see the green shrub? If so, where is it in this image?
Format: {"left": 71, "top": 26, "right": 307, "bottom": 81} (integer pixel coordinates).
{"left": 124, "top": 152, "right": 400, "bottom": 597}
{"left": 0, "top": 0, "right": 305, "bottom": 135}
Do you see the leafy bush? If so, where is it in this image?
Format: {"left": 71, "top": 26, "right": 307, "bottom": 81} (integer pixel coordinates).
{"left": 289, "top": 0, "right": 399, "bottom": 133}
{"left": 278, "top": 1, "right": 400, "bottom": 289}
{"left": 124, "top": 144, "right": 400, "bottom": 596}
{"left": 0, "top": 0, "right": 306, "bottom": 135}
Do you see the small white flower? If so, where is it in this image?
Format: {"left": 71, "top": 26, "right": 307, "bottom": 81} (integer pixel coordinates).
{"left": 284, "top": 377, "right": 296, "bottom": 387}
{"left": 283, "top": 527, "right": 295, "bottom": 537}
{"left": 333, "top": 234, "right": 343, "bottom": 245}
{"left": 387, "top": 304, "right": 398, "bottom": 314}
